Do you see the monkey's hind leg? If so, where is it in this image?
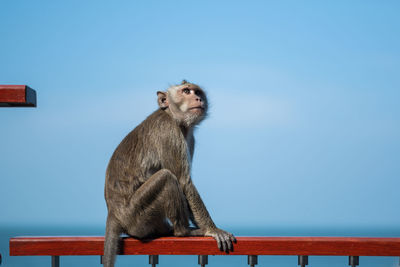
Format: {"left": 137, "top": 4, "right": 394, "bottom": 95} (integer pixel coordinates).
{"left": 122, "top": 169, "right": 192, "bottom": 239}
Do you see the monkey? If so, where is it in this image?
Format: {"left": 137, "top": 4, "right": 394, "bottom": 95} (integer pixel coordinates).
{"left": 103, "top": 80, "right": 236, "bottom": 267}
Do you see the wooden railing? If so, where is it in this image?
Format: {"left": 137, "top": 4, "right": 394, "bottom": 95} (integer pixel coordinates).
{"left": 9, "top": 236, "right": 400, "bottom": 267}
{"left": 0, "top": 85, "right": 36, "bottom": 107}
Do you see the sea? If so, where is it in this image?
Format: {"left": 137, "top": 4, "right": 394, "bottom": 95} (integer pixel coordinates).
{"left": 1, "top": 225, "right": 399, "bottom": 267}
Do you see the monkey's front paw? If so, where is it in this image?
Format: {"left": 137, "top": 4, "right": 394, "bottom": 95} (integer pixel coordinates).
{"left": 206, "top": 228, "right": 236, "bottom": 252}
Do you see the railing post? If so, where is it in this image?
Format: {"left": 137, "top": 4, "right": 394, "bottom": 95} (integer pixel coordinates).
{"left": 0, "top": 253, "right": 2, "bottom": 265}
{"left": 100, "top": 255, "right": 104, "bottom": 265}
{"left": 149, "top": 255, "right": 159, "bottom": 267}
{"left": 298, "top": 255, "right": 308, "bottom": 267}
{"left": 198, "top": 255, "right": 208, "bottom": 267}
{"left": 349, "top": 256, "right": 359, "bottom": 267}
{"left": 248, "top": 255, "right": 258, "bottom": 267}
{"left": 52, "top": 256, "right": 60, "bottom": 267}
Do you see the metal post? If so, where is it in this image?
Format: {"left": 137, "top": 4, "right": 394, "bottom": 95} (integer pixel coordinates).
{"left": 298, "top": 255, "right": 308, "bottom": 267}
{"left": 349, "top": 256, "right": 359, "bottom": 267}
{"left": 248, "top": 255, "right": 258, "bottom": 267}
{"left": 52, "top": 256, "right": 60, "bottom": 267}
{"left": 198, "top": 255, "right": 208, "bottom": 267}
{"left": 149, "top": 255, "right": 159, "bottom": 267}
{"left": 0, "top": 253, "right": 2, "bottom": 265}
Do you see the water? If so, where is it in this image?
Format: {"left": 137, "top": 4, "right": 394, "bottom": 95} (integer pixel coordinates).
{"left": 1, "top": 225, "right": 399, "bottom": 267}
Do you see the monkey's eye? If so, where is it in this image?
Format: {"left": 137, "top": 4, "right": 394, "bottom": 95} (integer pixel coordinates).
{"left": 194, "top": 90, "right": 201, "bottom": 96}
{"left": 183, "top": 88, "right": 190, "bottom": 94}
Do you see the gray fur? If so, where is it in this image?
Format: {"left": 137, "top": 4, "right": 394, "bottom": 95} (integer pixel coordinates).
{"left": 103, "top": 81, "right": 235, "bottom": 267}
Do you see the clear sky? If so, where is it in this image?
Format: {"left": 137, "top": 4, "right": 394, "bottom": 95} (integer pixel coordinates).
{"left": 1, "top": 1, "right": 399, "bottom": 232}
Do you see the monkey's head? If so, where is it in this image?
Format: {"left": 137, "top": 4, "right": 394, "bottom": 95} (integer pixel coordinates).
{"left": 157, "top": 80, "right": 208, "bottom": 127}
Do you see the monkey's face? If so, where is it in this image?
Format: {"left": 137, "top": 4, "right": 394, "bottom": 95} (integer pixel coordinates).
{"left": 167, "top": 83, "right": 208, "bottom": 126}
{"left": 178, "top": 85, "right": 206, "bottom": 113}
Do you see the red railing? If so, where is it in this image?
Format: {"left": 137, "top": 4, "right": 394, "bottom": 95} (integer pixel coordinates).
{"left": 9, "top": 236, "right": 400, "bottom": 256}
{"left": 0, "top": 85, "right": 36, "bottom": 107}
{"left": 9, "top": 236, "right": 400, "bottom": 267}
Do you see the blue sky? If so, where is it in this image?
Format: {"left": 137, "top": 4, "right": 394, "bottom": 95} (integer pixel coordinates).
{"left": 1, "top": 1, "right": 399, "bottom": 232}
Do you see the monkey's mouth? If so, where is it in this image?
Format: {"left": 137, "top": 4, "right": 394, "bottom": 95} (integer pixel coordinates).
{"left": 189, "top": 106, "right": 204, "bottom": 110}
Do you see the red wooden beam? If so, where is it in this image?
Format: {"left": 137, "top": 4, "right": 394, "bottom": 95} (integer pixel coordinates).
{"left": 9, "top": 236, "right": 400, "bottom": 256}
{"left": 0, "top": 85, "right": 36, "bottom": 107}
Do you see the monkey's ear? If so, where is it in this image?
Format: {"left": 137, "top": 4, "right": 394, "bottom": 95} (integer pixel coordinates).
{"left": 157, "top": 91, "right": 169, "bottom": 109}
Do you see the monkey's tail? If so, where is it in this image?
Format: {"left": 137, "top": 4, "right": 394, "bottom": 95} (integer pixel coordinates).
{"left": 103, "top": 216, "right": 122, "bottom": 267}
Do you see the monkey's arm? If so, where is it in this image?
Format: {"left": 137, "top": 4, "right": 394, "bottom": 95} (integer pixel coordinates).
{"left": 183, "top": 180, "right": 236, "bottom": 252}
{"left": 184, "top": 180, "right": 216, "bottom": 228}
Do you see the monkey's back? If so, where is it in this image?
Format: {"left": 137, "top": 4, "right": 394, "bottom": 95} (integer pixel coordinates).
{"left": 104, "top": 109, "right": 189, "bottom": 208}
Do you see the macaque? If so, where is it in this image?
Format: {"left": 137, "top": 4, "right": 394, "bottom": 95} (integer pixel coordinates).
{"left": 103, "top": 80, "right": 235, "bottom": 267}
